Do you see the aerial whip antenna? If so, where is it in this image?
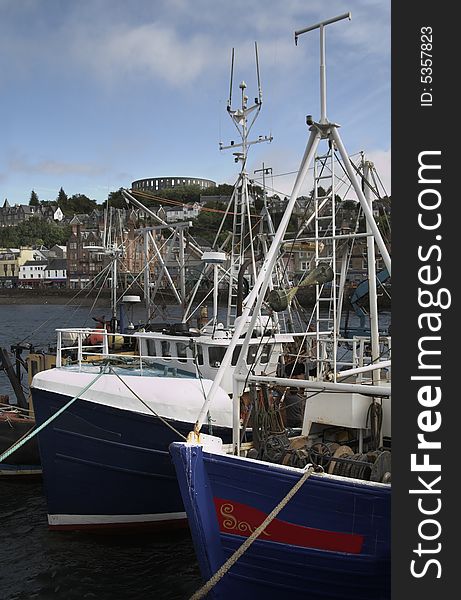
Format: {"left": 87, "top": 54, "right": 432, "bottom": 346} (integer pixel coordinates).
{"left": 255, "top": 42, "right": 262, "bottom": 104}
{"left": 228, "top": 48, "right": 235, "bottom": 110}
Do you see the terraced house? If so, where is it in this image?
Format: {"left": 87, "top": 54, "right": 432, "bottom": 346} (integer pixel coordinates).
{"left": 0, "top": 247, "right": 46, "bottom": 287}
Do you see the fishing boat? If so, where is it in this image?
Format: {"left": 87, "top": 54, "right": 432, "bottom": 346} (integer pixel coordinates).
{"left": 0, "top": 404, "right": 41, "bottom": 477}
{"left": 0, "top": 346, "right": 42, "bottom": 476}
{"left": 169, "top": 13, "right": 392, "bottom": 599}
{"left": 28, "top": 47, "right": 299, "bottom": 531}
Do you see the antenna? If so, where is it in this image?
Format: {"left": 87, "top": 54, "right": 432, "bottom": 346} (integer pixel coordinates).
{"left": 255, "top": 42, "right": 262, "bottom": 104}
{"left": 220, "top": 43, "right": 272, "bottom": 162}
{"left": 294, "top": 12, "right": 351, "bottom": 124}
{"left": 194, "top": 12, "right": 391, "bottom": 442}
{"left": 228, "top": 48, "right": 235, "bottom": 110}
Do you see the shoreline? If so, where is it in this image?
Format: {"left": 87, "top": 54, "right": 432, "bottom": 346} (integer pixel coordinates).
{"left": 0, "top": 296, "right": 110, "bottom": 306}
{"left": 0, "top": 289, "right": 392, "bottom": 309}
{"left": 0, "top": 289, "right": 113, "bottom": 306}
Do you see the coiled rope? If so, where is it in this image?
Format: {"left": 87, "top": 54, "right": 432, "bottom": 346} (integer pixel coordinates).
{"left": 189, "top": 464, "right": 315, "bottom": 600}
{"left": 0, "top": 367, "right": 107, "bottom": 464}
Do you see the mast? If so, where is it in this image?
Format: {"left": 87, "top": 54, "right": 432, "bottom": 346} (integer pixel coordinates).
{"left": 220, "top": 44, "right": 272, "bottom": 327}
{"left": 192, "top": 13, "right": 391, "bottom": 454}
{"left": 363, "top": 158, "right": 381, "bottom": 383}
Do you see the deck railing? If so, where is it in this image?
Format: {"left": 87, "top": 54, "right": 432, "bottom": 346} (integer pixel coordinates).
{"left": 55, "top": 327, "right": 391, "bottom": 383}
{"left": 55, "top": 328, "right": 197, "bottom": 374}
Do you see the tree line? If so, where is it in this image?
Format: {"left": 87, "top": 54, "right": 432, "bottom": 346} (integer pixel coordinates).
{"left": 29, "top": 187, "right": 98, "bottom": 216}
{"left": 0, "top": 218, "right": 71, "bottom": 248}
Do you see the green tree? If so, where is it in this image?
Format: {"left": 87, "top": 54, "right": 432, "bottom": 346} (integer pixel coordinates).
{"left": 68, "top": 193, "right": 97, "bottom": 214}
{"left": 101, "top": 188, "right": 127, "bottom": 210}
{"left": 29, "top": 190, "right": 40, "bottom": 206}
{"left": 200, "top": 183, "right": 234, "bottom": 198}
{"left": 190, "top": 200, "right": 233, "bottom": 247}
{"left": 152, "top": 185, "right": 202, "bottom": 205}
{"left": 57, "top": 187, "right": 69, "bottom": 213}
{"left": 0, "top": 217, "right": 71, "bottom": 248}
{"left": 0, "top": 226, "right": 19, "bottom": 247}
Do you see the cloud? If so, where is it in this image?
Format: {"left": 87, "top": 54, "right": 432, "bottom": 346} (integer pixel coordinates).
{"left": 69, "top": 23, "right": 218, "bottom": 87}
{"left": 0, "top": 1, "right": 390, "bottom": 205}
{"left": 0, "top": 0, "right": 389, "bottom": 89}
{"left": 8, "top": 156, "right": 107, "bottom": 177}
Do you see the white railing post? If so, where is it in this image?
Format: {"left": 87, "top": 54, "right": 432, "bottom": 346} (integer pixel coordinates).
{"left": 77, "top": 332, "right": 83, "bottom": 370}
{"left": 56, "top": 331, "right": 62, "bottom": 368}
{"left": 102, "top": 330, "right": 109, "bottom": 357}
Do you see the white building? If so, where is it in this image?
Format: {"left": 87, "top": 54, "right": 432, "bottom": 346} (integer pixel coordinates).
{"left": 43, "top": 258, "right": 67, "bottom": 287}
{"left": 164, "top": 202, "right": 201, "bottom": 223}
{"left": 18, "top": 260, "right": 48, "bottom": 286}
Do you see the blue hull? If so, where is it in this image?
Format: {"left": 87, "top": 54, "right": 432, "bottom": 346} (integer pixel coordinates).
{"left": 32, "top": 388, "right": 229, "bottom": 530}
{"left": 170, "top": 443, "right": 390, "bottom": 600}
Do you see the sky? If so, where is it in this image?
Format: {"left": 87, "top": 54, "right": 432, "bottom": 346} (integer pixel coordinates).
{"left": 0, "top": 0, "right": 390, "bottom": 206}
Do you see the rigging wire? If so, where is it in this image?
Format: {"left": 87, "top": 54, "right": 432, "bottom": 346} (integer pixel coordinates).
{"left": 17, "top": 260, "right": 114, "bottom": 345}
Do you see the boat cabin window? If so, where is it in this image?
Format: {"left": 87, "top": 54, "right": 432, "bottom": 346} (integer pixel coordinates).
{"left": 192, "top": 343, "right": 204, "bottom": 365}
{"left": 259, "top": 344, "right": 271, "bottom": 364}
{"left": 209, "top": 346, "right": 226, "bottom": 368}
{"left": 161, "top": 340, "right": 171, "bottom": 359}
{"left": 247, "top": 345, "right": 258, "bottom": 365}
{"left": 231, "top": 346, "right": 245, "bottom": 366}
{"left": 146, "top": 339, "right": 156, "bottom": 357}
{"left": 176, "top": 342, "right": 188, "bottom": 363}
{"left": 246, "top": 343, "right": 272, "bottom": 365}
{"left": 29, "top": 359, "right": 39, "bottom": 378}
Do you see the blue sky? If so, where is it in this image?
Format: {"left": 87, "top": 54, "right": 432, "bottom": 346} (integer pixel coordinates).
{"left": 0, "top": 0, "right": 390, "bottom": 205}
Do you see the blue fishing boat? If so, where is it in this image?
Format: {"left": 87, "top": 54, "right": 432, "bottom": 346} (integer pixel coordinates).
{"left": 169, "top": 12, "right": 391, "bottom": 599}
{"left": 32, "top": 366, "right": 232, "bottom": 529}
{"left": 170, "top": 443, "right": 390, "bottom": 599}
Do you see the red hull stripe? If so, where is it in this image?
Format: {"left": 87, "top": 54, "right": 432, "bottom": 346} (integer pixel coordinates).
{"left": 214, "top": 498, "right": 364, "bottom": 554}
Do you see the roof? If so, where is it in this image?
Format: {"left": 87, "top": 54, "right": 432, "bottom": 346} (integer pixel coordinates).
{"left": 45, "top": 258, "right": 67, "bottom": 271}
{"left": 22, "top": 260, "right": 48, "bottom": 267}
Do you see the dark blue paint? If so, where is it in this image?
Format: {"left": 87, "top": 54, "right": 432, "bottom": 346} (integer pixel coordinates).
{"left": 32, "top": 388, "right": 230, "bottom": 524}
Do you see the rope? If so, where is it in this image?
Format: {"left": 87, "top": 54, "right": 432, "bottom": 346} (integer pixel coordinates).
{"left": 189, "top": 464, "right": 315, "bottom": 600}
{"left": 0, "top": 368, "right": 107, "bottom": 464}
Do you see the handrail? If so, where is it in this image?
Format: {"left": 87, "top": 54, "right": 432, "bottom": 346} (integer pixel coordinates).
{"left": 55, "top": 327, "right": 200, "bottom": 372}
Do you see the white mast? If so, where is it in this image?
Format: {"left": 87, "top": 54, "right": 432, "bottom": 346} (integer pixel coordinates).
{"left": 192, "top": 13, "right": 391, "bottom": 453}
{"left": 363, "top": 158, "right": 381, "bottom": 384}
{"left": 220, "top": 44, "right": 272, "bottom": 327}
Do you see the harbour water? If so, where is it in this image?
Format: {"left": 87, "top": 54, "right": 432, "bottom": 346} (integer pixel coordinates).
{"left": 0, "top": 479, "right": 201, "bottom": 599}
{"left": 1, "top": 302, "right": 390, "bottom": 599}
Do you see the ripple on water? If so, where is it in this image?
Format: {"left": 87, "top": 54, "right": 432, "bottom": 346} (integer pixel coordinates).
{"left": 0, "top": 481, "right": 202, "bottom": 600}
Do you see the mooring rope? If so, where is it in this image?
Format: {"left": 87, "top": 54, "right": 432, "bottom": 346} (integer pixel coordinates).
{"left": 189, "top": 464, "right": 315, "bottom": 600}
{"left": 0, "top": 368, "right": 107, "bottom": 463}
